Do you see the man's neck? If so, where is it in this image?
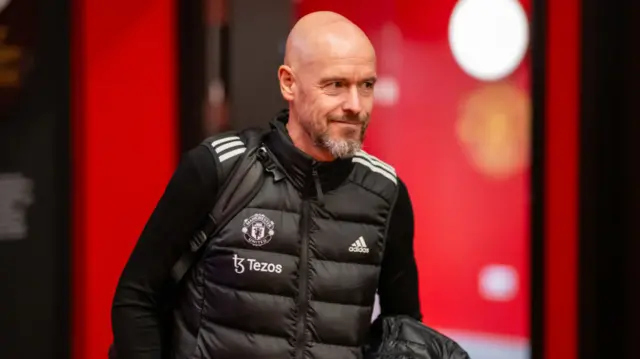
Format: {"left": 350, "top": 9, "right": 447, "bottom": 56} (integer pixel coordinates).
{"left": 285, "top": 116, "right": 335, "bottom": 162}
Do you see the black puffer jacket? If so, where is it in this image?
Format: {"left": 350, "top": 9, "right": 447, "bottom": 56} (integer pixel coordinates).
{"left": 170, "top": 114, "right": 401, "bottom": 359}
{"left": 365, "top": 316, "right": 471, "bottom": 359}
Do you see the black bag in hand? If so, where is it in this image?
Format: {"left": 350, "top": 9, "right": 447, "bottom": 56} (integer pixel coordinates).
{"left": 365, "top": 315, "right": 471, "bottom": 359}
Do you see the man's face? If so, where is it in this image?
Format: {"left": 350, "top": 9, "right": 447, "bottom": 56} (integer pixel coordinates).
{"left": 292, "top": 41, "right": 377, "bottom": 158}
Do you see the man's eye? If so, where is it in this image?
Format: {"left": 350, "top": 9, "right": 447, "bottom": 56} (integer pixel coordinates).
{"left": 331, "top": 82, "right": 344, "bottom": 88}
{"left": 363, "top": 82, "right": 374, "bottom": 89}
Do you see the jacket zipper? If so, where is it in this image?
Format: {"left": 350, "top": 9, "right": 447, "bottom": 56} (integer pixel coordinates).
{"left": 294, "top": 163, "right": 321, "bottom": 359}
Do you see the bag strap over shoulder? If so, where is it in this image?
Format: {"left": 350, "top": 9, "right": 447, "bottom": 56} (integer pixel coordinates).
{"left": 110, "top": 129, "right": 269, "bottom": 359}
{"left": 169, "top": 128, "right": 268, "bottom": 284}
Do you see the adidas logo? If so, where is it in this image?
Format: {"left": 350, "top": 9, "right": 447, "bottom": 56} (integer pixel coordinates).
{"left": 349, "top": 236, "right": 369, "bottom": 254}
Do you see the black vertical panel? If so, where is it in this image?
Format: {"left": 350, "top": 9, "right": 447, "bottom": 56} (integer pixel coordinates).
{"left": 529, "top": 0, "right": 545, "bottom": 358}
{"left": 578, "top": 0, "right": 601, "bottom": 357}
{"left": 0, "top": 0, "right": 70, "bottom": 358}
{"left": 579, "top": 1, "right": 636, "bottom": 358}
{"left": 228, "top": 0, "right": 290, "bottom": 129}
{"left": 177, "top": 0, "right": 206, "bottom": 154}
{"left": 626, "top": 7, "right": 640, "bottom": 352}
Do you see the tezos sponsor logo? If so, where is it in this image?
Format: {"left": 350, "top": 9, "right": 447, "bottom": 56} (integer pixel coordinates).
{"left": 233, "top": 254, "right": 282, "bottom": 274}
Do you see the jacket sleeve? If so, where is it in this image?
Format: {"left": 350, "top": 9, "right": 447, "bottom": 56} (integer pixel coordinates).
{"left": 111, "top": 145, "right": 218, "bottom": 359}
{"left": 377, "top": 178, "right": 422, "bottom": 320}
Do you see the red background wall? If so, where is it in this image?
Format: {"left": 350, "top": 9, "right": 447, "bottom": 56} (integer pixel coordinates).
{"left": 545, "top": 0, "right": 580, "bottom": 358}
{"left": 71, "top": 0, "right": 579, "bottom": 358}
{"left": 72, "top": 1, "right": 177, "bottom": 358}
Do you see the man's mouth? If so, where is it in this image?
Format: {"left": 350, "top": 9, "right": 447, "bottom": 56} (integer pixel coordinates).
{"left": 331, "top": 120, "right": 362, "bottom": 125}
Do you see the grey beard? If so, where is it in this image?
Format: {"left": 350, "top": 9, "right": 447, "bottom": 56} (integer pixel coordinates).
{"left": 318, "top": 134, "right": 362, "bottom": 159}
{"left": 300, "top": 116, "right": 365, "bottom": 159}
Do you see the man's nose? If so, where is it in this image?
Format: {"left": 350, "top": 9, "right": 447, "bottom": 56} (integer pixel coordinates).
{"left": 343, "top": 87, "right": 363, "bottom": 114}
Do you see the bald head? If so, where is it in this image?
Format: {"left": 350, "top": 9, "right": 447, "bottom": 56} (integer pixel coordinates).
{"left": 284, "top": 11, "right": 375, "bottom": 69}
{"left": 278, "top": 11, "right": 377, "bottom": 161}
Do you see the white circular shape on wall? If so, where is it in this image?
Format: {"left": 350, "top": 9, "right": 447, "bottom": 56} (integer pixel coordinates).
{"left": 448, "top": 0, "right": 529, "bottom": 81}
{"left": 479, "top": 264, "right": 519, "bottom": 301}
{"left": 374, "top": 76, "right": 400, "bottom": 106}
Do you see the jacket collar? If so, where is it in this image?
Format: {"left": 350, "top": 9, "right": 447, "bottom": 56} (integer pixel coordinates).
{"left": 264, "top": 109, "right": 354, "bottom": 199}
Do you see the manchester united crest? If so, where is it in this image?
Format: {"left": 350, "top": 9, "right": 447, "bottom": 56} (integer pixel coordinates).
{"left": 241, "top": 213, "right": 275, "bottom": 246}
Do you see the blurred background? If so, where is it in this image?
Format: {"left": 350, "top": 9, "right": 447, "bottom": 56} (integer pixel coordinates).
{"left": 0, "top": 0, "right": 636, "bottom": 358}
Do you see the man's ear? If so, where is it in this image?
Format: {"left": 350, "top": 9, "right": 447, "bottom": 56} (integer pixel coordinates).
{"left": 278, "top": 65, "right": 295, "bottom": 101}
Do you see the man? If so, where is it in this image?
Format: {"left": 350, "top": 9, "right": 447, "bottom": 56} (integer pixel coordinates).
{"left": 111, "top": 11, "right": 421, "bottom": 359}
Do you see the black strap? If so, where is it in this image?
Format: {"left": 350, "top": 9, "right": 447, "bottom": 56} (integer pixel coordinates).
{"left": 110, "top": 130, "right": 268, "bottom": 358}
{"left": 170, "top": 130, "right": 267, "bottom": 284}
